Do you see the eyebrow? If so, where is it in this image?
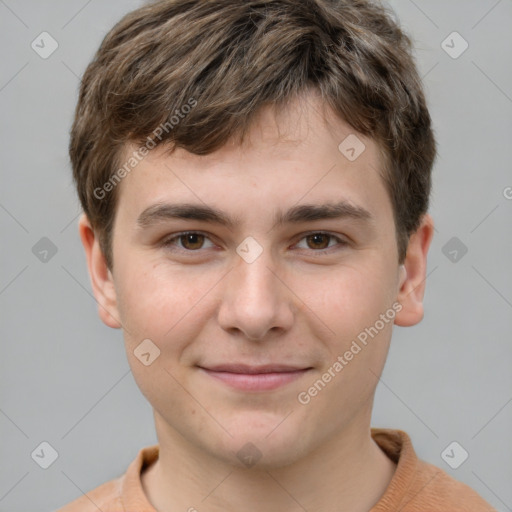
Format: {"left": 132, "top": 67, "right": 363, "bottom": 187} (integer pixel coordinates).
{"left": 136, "top": 200, "right": 374, "bottom": 230}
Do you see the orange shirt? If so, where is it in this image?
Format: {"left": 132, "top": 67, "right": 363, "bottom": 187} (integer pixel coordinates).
{"left": 57, "top": 428, "right": 496, "bottom": 511}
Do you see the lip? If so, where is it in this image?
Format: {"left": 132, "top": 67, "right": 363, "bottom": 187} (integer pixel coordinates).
{"left": 198, "top": 364, "right": 312, "bottom": 391}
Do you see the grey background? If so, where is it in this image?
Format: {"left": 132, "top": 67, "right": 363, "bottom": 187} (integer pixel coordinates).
{"left": 1, "top": 0, "right": 511, "bottom": 510}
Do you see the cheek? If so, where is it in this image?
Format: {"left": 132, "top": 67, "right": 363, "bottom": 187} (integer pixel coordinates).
{"left": 328, "top": 268, "right": 397, "bottom": 379}
{"left": 114, "top": 260, "right": 224, "bottom": 379}
{"left": 115, "top": 258, "right": 206, "bottom": 334}
{"left": 293, "top": 263, "right": 395, "bottom": 341}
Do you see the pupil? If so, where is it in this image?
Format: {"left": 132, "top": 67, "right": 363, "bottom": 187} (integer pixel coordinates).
{"left": 309, "top": 234, "right": 328, "bottom": 249}
{"left": 183, "top": 233, "right": 203, "bottom": 249}
{"left": 180, "top": 234, "right": 330, "bottom": 251}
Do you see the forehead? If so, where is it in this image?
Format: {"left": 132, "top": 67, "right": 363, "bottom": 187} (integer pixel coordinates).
{"left": 113, "top": 93, "right": 390, "bottom": 225}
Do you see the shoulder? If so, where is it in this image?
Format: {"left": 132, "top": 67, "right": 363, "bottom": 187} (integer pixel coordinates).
{"left": 408, "top": 458, "right": 496, "bottom": 511}
{"left": 371, "top": 429, "right": 496, "bottom": 512}
{"left": 56, "top": 477, "right": 123, "bottom": 512}
{"left": 55, "top": 444, "right": 159, "bottom": 511}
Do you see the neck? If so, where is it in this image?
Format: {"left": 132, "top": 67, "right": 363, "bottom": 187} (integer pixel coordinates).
{"left": 142, "top": 414, "right": 396, "bottom": 512}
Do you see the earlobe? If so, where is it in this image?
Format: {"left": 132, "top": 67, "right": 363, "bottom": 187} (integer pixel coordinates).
{"left": 78, "top": 214, "right": 122, "bottom": 329}
{"left": 394, "top": 214, "right": 435, "bottom": 327}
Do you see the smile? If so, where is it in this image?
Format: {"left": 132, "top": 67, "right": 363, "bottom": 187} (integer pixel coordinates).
{"left": 197, "top": 365, "right": 312, "bottom": 392}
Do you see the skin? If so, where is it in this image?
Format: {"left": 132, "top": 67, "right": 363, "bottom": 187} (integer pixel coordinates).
{"left": 79, "top": 91, "right": 434, "bottom": 512}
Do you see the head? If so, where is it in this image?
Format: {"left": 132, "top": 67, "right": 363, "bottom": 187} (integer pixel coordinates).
{"left": 72, "top": 0, "right": 436, "bottom": 468}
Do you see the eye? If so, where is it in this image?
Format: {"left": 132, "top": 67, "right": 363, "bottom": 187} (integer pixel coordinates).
{"left": 160, "top": 230, "right": 348, "bottom": 256}
{"left": 162, "top": 231, "right": 216, "bottom": 252}
{"left": 293, "top": 232, "right": 348, "bottom": 254}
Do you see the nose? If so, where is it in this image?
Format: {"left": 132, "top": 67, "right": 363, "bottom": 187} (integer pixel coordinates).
{"left": 217, "top": 247, "right": 294, "bottom": 341}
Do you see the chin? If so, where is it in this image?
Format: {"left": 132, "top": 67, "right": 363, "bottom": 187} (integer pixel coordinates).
{"left": 208, "top": 413, "right": 312, "bottom": 469}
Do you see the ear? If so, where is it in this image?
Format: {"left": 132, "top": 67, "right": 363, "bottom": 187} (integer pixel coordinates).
{"left": 78, "top": 213, "right": 122, "bottom": 329}
{"left": 394, "top": 213, "right": 435, "bottom": 327}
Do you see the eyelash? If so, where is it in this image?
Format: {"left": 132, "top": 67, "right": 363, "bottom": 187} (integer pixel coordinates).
{"left": 161, "top": 231, "right": 348, "bottom": 256}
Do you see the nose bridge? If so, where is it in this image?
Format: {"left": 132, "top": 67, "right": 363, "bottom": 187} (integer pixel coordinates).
{"left": 217, "top": 239, "right": 293, "bottom": 339}
{"left": 235, "top": 249, "right": 279, "bottom": 302}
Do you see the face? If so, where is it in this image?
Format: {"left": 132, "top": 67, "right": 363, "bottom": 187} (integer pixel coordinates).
{"left": 81, "top": 92, "right": 432, "bottom": 469}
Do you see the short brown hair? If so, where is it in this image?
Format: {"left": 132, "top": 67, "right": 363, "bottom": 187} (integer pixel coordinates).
{"left": 69, "top": 0, "right": 436, "bottom": 270}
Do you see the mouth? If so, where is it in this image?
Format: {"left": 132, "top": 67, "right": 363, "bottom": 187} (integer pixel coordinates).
{"left": 197, "top": 364, "right": 313, "bottom": 392}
